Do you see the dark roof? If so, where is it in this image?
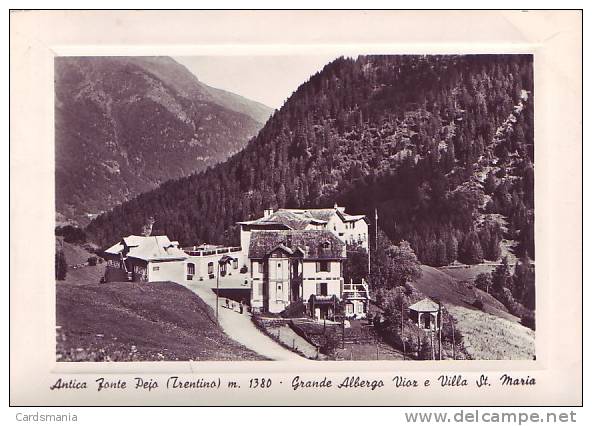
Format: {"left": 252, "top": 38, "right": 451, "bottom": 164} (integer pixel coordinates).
{"left": 248, "top": 230, "right": 346, "bottom": 260}
{"left": 238, "top": 207, "right": 368, "bottom": 229}
{"left": 305, "top": 209, "right": 337, "bottom": 222}
{"left": 238, "top": 210, "right": 312, "bottom": 230}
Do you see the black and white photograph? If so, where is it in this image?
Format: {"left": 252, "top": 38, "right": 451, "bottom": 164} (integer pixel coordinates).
{"left": 9, "top": 9, "right": 582, "bottom": 408}
{"left": 54, "top": 53, "right": 535, "bottom": 362}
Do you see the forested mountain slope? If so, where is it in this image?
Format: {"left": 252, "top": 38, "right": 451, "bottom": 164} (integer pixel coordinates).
{"left": 55, "top": 56, "right": 272, "bottom": 225}
{"left": 87, "top": 55, "right": 534, "bottom": 265}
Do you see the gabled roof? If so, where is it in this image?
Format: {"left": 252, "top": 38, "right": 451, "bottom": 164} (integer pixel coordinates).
{"left": 238, "top": 206, "right": 367, "bottom": 230}
{"left": 248, "top": 230, "right": 346, "bottom": 260}
{"left": 105, "top": 242, "right": 124, "bottom": 256}
{"left": 299, "top": 208, "right": 335, "bottom": 222}
{"left": 238, "top": 209, "right": 316, "bottom": 230}
{"left": 343, "top": 214, "right": 368, "bottom": 223}
{"left": 408, "top": 298, "right": 440, "bottom": 313}
{"left": 122, "top": 235, "right": 145, "bottom": 247}
{"left": 105, "top": 235, "right": 188, "bottom": 262}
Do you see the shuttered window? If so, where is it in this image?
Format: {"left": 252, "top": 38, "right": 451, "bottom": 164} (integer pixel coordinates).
{"left": 316, "top": 282, "right": 328, "bottom": 296}
{"left": 317, "top": 261, "right": 330, "bottom": 272}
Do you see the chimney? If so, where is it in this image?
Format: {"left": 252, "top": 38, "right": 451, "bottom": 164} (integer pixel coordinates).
{"left": 141, "top": 217, "right": 155, "bottom": 237}
{"left": 263, "top": 208, "right": 274, "bottom": 219}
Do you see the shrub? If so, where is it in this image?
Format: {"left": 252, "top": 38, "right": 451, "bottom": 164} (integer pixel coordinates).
{"left": 320, "top": 332, "right": 340, "bottom": 357}
{"left": 240, "top": 265, "right": 248, "bottom": 274}
{"left": 280, "top": 301, "right": 307, "bottom": 318}
{"left": 472, "top": 297, "right": 484, "bottom": 310}
{"left": 474, "top": 273, "right": 492, "bottom": 293}
{"left": 520, "top": 311, "right": 536, "bottom": 331}
{"left": 55, "top": 225, "right": 86, "bottom": 243}
{"left": 55, "top": 249, "right": 67, "bottom": 281}
{"left": 418, "top": 335, "right": 433, "bottom": 360}
{"left": 87, "top": 256, "right": 97, "bottom": 266}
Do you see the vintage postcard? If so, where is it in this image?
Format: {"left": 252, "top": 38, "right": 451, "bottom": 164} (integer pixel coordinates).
{"left": 9, "top": 10, "right": 582, "bottom": 406}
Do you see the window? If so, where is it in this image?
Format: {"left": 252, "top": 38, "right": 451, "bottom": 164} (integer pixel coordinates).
{"left": 208, "top": 262, "right": 214, "bottom": 275}
{"left": 152, "top": 266, "right": 159, "bottom": 272}
{"left": 187, "top": 263, "right": 195, "bottom": 275}
{"left": 316, "top": 282, "right": 328, "bottom": 296}
{"left": 186, "top": 263, "right": 195, "bottom": 280}
{"left": 317, "top": 261, "right": 330, "bottom": 272}
{"left": 258, "top": 261, "right": 264, "bottom": 273}
{"left": 357, "top": 303, "right": 364, "bottom": 314}
{"left": 233, "top": 259, "right": 238, "bottom": 269}
{"left": 346, "top": 304, "right": 354, "bottom": 314}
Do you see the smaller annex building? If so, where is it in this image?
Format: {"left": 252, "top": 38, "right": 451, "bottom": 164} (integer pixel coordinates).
{"left": 183, "top": 243, "right": 244, "bottom": 282}
{"left": 408, "top": 297, "right": 441, "bottom": 331}
{"left": 104, "top": 235, "right": 188, "bottom": 283}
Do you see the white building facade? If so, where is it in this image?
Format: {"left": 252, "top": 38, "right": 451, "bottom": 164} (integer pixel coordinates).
{"left": 248, "top": 229, "right": 347, "bottom": 318}
{"left": 104, "top": 235, "right": 188, "bottom": 283}
{"left": 183, "top": 244, "right": 245, "bottom": 282}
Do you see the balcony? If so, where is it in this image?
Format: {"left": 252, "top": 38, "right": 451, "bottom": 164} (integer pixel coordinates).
{"left": 343, "top": 280, "right": 370, "bottom": 301}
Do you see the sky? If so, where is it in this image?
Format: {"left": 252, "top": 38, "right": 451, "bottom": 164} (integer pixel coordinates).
{"left": 174, "top": 55, "right": 340, "bottom": 109}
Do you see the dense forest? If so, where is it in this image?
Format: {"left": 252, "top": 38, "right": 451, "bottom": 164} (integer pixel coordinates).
{"left": 87, "top": 55, "right": 534, "bottom": 268}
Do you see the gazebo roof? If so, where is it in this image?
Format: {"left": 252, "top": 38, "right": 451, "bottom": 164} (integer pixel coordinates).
{"left": 408, "top": 297, "right": 440, "bottom": 313}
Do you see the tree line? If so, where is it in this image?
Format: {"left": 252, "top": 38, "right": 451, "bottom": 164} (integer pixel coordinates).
{"left": 86, "top": 55, "right": 534, "bottom": 269}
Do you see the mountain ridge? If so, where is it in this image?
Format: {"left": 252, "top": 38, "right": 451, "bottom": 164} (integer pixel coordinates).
{"left": 86, "top": 55, "right": 534, "bottom": 268}
{"left": 55, "top": 56, "right": 273, "bottom": 225}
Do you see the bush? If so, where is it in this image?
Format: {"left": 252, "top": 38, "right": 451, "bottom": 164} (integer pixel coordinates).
{"left": 474, "top": 273, "right": 492, "bottom": 293}
{"left": 55, "top": 249, "right": 67, "bottom": 281}
{"left": 55, "top": 225, "right": 86, "bottom": 244}
{"left": 240, "top": 265, "right": 248, "bottom": 274}
{"left": 280, "top": 301, "right": 307, "bottom": 318}
{"left": 472, "top": 297, "right": 484, "bottom": 310}
{"left": 319, "top": 332, "right": 341, "bottom": 357}
{"left": 87, "top": 256, "right": 98, "bottom": 266}
{"left": 418, "top": 335, "right": 433, "bottom": 360}
{"left": 520, "top": 311, "right": 536, "bottom": 330}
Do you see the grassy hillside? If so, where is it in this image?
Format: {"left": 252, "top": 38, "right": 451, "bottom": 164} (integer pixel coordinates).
{"left": 437, "top": 264, "right": 498, "bottom": 282}
{"left": 414, "top": 265, "right": 518, "bottom": 322}
{"left": 411, "top": 265, "right": 533, "bottom": 360}
{"left": 58, "top": 240, "right": 106, "bottom": 286}
{"left": 447, "top": 306, "right": 535, "bottom": 360}
{"left": 56, "top": 281, "right": 266, "bottom": 361}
